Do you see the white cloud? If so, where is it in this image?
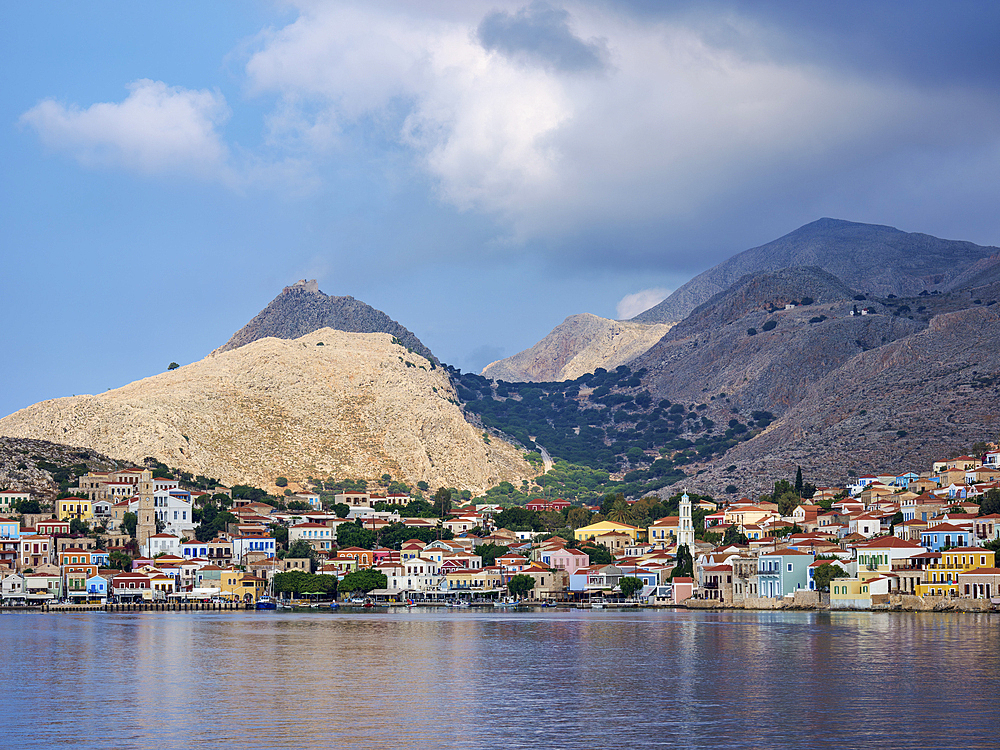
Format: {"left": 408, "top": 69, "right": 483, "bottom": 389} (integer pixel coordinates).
{"left": 616, "top": 287, "right": 671, "bottom": 320}
{"left": 243, "top": 2, "right": 1000, "bottom": 249}
{"left": 20, "top": 79, "right": 232, "bottom": 180}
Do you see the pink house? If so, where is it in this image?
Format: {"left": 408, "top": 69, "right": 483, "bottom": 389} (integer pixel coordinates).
{"left": 671, "top": 577, "right": 695, "bottom": 604}
{"left": 544, "top": 547, "right": 590, "bottom": 576}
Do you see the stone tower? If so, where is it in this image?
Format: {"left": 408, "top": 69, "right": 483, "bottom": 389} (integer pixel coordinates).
{"left": 135, "top": 469, "right": 156, "bottom": 550}
{"left": 678, "top": 490, "right": 695, "bottom": 552}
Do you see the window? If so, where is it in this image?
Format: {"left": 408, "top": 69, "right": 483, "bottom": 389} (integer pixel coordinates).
{"left": 787, "top": 563, "right": 793, "bottom": 572}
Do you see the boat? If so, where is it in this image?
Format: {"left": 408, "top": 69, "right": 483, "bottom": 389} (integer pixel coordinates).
{"left": 255, "top": 595, "right": 277, "bottom": 610}
{"left": 448, "top": 601, "right": 470, "bottom": 608}
{"left": 363, "top": 598, "right": 374, "bottom": 608}
{"left": 329, "top": 601, "right": 340, "bottom": 610}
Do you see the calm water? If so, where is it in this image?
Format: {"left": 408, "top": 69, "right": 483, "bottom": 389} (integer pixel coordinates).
{"left": 1, "top": 608, "right": 997, "bottom": 749}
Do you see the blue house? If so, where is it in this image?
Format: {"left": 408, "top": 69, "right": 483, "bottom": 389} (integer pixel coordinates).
{"left": 757, "top": 550, "right": 814, "bottom": 598}
{"left": 920, "top": 523, "right": 970, "bottom": 552}
{"left": 86, "top": 574, "right": 109, "bottom": 601}
{"left": 0, "top": 518, "right": 19, "bottom": 540}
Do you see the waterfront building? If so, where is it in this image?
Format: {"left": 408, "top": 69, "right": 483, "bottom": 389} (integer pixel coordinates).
{"left": 916, "top": 547, "right": 996, "bottom": 597}
{"left": 756, "top": 549, "right": 813, "bottom": 598}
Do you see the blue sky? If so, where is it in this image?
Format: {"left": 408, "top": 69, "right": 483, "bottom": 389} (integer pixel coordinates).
{"left": 3, "top": 1, "right": 1000, "bottom": 419}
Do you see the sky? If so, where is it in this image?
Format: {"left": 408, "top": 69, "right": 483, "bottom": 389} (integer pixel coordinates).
{"left": 3, "top": 1, "right": 1000, "bottom": 418}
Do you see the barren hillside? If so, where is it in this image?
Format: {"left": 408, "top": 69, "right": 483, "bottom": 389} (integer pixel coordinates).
{"left": 0, "top": 329, "right": 533, "bottom": 494}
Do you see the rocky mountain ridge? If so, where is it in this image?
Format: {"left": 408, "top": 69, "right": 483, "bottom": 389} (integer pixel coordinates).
{"left": 0, "top": 437, "right": 125, "bottom": 501}
{"left": 217, "top": 279, "right": 436, "bottom": 362}
{"left": 482, "top": 313, "right": 673, "bottom": 383}
{"left": 634, "top": 218, "right": 999, "bottom": 324}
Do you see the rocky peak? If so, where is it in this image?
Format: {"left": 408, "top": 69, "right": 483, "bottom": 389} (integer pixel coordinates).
{"left": 216, "top": 281, "right": 437, "bottom": 363}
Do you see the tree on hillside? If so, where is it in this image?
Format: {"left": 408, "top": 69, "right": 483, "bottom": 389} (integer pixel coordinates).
{"left": 565, "top": 506, "right": 592, "bottom": 529}
{"left": 14, "top": 498, "right": 41, "bottom": 515}
{"left": 979, "top": 489, "right": 1000, "bottom": 517}
{"left": 432, "top": 487, "right": 452, "bottom": 517}
{"left": 337, "top": 521, "right": 375, "bottom": 550}
{"left": 475, "top": 543, "right": 509, "bottom": 566}
{"left": 722, "top": 526, "right": 749, "bottom": 546}
{"left": 607, "top": 499, "right": 635, "bottom": 524}
{"left": 109, "top": 550, "right": 132, "bottom": 571}
{"left": 579, "top": 542, "right": 612, "bottom": 565}
{"left": 122, "top": 512, "right": 137, "bottom": 539}
{"left": 508, "top": 573, "right": 535, "bottom": 600}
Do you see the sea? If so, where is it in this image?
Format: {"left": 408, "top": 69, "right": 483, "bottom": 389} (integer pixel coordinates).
{"left": 2, "top": 607, "right": 997, "bottom": 749}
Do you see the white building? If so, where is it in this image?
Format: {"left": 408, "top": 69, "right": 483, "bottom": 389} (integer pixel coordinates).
{"left": 229, "top": 534, "right": 276, "bottom": 563}
{"left": 142, "top": 533, "right": 182, "bottom": 558}
{"left": 289, "top": 522, "right": 334, "bottom": 553}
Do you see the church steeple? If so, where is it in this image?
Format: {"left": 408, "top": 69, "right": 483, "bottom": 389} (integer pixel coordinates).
{"left": 678, "top": 489, "right": 695, "bottom": 552}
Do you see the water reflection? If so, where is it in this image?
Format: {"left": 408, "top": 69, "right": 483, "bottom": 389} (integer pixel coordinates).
{"left": 2, "top": 609, "right": 998, "bottom": 749}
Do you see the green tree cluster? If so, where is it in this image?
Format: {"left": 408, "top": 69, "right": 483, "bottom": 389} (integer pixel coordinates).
{"left": 812, "top": 562, "right": 847, "bottom": 592}
{"left": 671, "top": 544, "right": 694, "bottom": 579}
{"left": 285, "top": 539, "right": 320, "bottom": 572}
{"left": 507, "top": 573, "right": 535, "bottom": 599}
{"left": 337, "top": 521, "right": 376, "bottom": 550}
{"left": 272, "top": 570, "right": 338, "bottom": 597}
{"left": 194, "top": 501, "right": 237, "bottom": 542}
{"left": 339, "top": 569, "right": 387, "bottom": 594}
{"left": 474, "top": 543, "right": 509, "bottom": 566}
{"left": 619, "top": 576, "right": 644, "bottom": 599}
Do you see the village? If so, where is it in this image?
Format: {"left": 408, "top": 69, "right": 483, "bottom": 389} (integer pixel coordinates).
{"left": 1, "top": 446, "right": 1000, "bottom": 612}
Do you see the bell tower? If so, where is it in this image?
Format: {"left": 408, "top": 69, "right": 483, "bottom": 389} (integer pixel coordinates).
{"left": 678, "top": 490, "right": 695, "bottom": 552}
{"left": 136, "top": 469, "right": 156, "bottom": 549}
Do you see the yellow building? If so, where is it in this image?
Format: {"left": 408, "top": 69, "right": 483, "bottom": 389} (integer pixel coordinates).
{"left": 830, "top": 570, "right": 891, "bottom": 609}
{"left": 57, "top": 496, "right": 93, "bottom": 522}
{"left": 916, "top": 547, "right": 996, "bottom": 597}
{"left": 574, "top": 520, "right": 638, "bottom": 543}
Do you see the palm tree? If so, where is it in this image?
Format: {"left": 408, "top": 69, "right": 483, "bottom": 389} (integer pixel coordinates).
{"left": 607, "top": 500, "right": 634, "bottom": 525}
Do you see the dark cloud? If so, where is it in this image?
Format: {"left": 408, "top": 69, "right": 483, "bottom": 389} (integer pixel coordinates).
{"left": 477, "top": 2, "right": 607, "bottom": 72}
{"left": 603, "top": 0, "right": 1000, "bottom": 91}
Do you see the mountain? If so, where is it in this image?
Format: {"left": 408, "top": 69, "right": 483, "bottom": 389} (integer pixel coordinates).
{"left": 0, "top": 329, "right": 532, "bottom": 494}
{"left": 450, "top": 257, "right": 1000, "bottom": 499}
{"left": 217, "top": 279, "right": 437, "bottom": 362}
{"left": 633, "top": 218, "right": 999, "bottom": 324}
{"left": 691, "top": 303, "right": 1000, "bottom": 495}
{"left": 481, "top": 313, "right": 674, "bottom": 383}
{"left": 0, "top": 437, "right": 125, "bottom": 500}
{"left": 630, "top": 266, "right": 923, "bottom": 411}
